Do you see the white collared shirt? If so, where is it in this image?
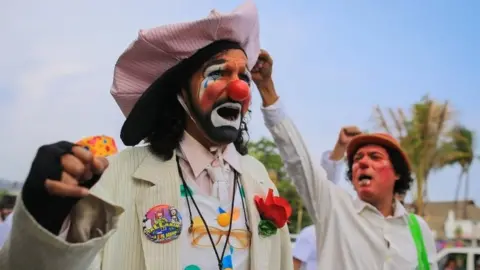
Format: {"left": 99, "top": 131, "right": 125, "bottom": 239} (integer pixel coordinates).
{"left": 0, "top": 214, "right": 13, "bottom": 248}
{"left": 262, "top": 100, "right": 438, "bottom": 270}
{"left": 292, "top": 225, "right": 317, "bottom": 270}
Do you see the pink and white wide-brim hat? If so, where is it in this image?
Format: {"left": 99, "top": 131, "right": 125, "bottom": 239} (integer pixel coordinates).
{"left": 110, "top": 1, "right": 260, "bottom": 120}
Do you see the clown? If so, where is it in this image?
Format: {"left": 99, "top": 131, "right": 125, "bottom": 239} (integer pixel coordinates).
{"left": 0, "top": 2, "right": 310, "bottom": 270}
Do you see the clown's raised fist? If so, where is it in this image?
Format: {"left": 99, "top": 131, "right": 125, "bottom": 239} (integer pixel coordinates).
{"left": 329, "top": 126, "right": 362, "bottom": 161}
{"left": 252, "top": 49, "right": 273, "bottom": 89}
{"left": 252, "top": 49, "right": 278, "bottom": 107}
{"left": 28, "top": 141, "right": 109, "bottom": 198}
{"left": 337, "top": 126, "right": 362, "bottom": 147}
{"left": 21, "top": 141, "right": 110, "bottom": 234}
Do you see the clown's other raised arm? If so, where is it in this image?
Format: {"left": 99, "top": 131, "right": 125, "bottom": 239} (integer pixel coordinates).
{"left": 252, "top": 50, "right": 354, "bottom": 224}
{"left": 261, "top": 101, "right": 347, "bottom": 224}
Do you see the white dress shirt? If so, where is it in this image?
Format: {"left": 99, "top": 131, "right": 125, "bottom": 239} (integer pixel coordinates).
{"left": 0, "top": 214, "right": 13, "bottom": 248}
{"left": 261, "top": 100, "right": 438, "bottom": 270}
{"left": 292, "top": 225, "right": 317, "bottom": 270}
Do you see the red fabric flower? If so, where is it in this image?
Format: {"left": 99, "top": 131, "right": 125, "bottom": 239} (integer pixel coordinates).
{"left": 254, "top": 188, "right": 292, "bottom": 228}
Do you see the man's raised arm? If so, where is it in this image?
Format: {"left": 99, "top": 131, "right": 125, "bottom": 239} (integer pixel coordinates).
{"left": 251, "top": 50, "right": 358, "bottom": 223}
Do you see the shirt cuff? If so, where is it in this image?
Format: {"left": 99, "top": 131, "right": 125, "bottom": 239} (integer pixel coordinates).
{"left": 260, "top": 99, "right": 286, "bottom": 128}
{"left": 321, "top": 150, "right": 345, "bottom": 185}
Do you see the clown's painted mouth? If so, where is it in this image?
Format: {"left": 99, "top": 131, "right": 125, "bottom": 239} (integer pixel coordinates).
{"left": 211, "top": 102, "right": 242, "bottom": 128}
{"left": 218, "top": 106, "right": 241, "bottom": 120}
{"left": 358, "top": 174, "right": 372, "bottom": 187}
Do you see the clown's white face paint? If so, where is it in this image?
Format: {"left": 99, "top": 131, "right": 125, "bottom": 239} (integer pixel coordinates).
{"left": 198, "top": 62, "right": 251, "bottom": 129}
{"left": 199, "top": 63, "right": 252, "bottom": 109}
{"left": 199, "top": 63, "right": 225, "bottom": 101}
{"left": 184, "top": 49, "right": 251, "bottom": 145}
{"left": 211, "top": 102, "right": 242, "bottom": 128}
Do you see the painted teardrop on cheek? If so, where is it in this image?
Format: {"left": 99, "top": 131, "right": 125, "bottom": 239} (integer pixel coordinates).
{"left": 199, "top": 80, "right": 228, "bottom": 111}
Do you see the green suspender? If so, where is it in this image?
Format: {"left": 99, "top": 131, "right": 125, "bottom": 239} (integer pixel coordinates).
{"left": 407, "top": 213, "right": 430, "bottom": 270}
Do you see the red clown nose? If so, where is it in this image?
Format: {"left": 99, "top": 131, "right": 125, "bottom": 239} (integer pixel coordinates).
{"left": 226, "top": 80, "right": 250, "bottom": 101}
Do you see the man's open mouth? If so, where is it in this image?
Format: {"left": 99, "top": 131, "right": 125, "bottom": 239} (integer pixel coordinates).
{"left": 217, "top": 103, "right": 241, "bottom": 121}
{"left": 211, "top": 102, "right": 242, "bottom": 128}
{"left": 358, "top": 174, "right": 372, "bottom": 187}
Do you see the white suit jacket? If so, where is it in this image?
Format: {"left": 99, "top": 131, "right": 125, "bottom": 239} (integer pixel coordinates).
{"left": 0, "top": 147, "right": 293, "bottom": 270}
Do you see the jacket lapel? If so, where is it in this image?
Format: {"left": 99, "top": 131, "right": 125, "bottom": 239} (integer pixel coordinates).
{"left": 133, "top": 150, "right": 182, "bottom": 270}
{"left": 240, "top": 157, "right": 271, "bottom": 270}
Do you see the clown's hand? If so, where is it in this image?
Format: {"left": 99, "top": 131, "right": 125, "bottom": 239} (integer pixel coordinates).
{"left": 33, "top": 142, "right": 108, "bottom": 198}
{"left": 252, "top": 49, "right": 273, "bottom": 89}
{"left": 252, "top": 49, "right": 278, "bottom": 106}
{"left": 330, "top": 126, "right": 362, "bottom": 161}
{"left": 21, "top": 141, "right": 109, "bottom": 234}
{"left": 338, "top": 126, "right": 362, "bottom": 147}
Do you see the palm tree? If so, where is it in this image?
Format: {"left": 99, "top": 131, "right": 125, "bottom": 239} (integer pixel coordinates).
{"left": 373, "top": 95, "right": 461, "bottom": 216}
{"left": 445, "top": 125, "right": 476, "bottom": 219}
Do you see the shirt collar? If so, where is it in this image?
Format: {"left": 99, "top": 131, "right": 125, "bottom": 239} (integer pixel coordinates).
{"left": 354, "top": 198, "right": 408, "bottom": 221}
{"left": 178, "top": 131, "right": 242, "bottom": 178}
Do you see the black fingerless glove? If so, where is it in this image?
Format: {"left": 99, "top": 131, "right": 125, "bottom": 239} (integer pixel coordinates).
{"left": 22, "top": 141, "right": 101, "bottom": 235}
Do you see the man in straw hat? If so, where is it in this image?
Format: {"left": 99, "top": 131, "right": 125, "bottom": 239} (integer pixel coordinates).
{"left": 253, "top": 53, "right": 438, "bottom": 269}
{"left": 0, "top": 2, "right": 303, "bottom": 270}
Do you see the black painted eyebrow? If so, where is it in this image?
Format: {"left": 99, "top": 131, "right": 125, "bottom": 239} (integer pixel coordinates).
{"left": 202, "top": 59, "right": 226, "bottom": 73}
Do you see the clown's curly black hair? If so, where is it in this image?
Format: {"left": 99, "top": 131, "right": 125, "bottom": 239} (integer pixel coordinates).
{"left": 346, "top": 145, "right": 414, "bottom": 195}
{"left": 144, "top": 76, "right": 250, "bottom": 161}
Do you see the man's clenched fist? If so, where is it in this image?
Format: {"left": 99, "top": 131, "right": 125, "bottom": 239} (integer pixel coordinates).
{"left": 330, "top": 126, "right": 362, "bottom": 161}
{"left": 252, "top": 49, "right": 278, "bottom": 107}
{"left": 21, "top": 141, "right": 110, "bottom": 234}
{"left": 252, "top": 49, "right": 273, "bottom": 90}
{"left": 44, "top": 144, "right": 109, "bottom": 198}
{"left": 337, "top": 126, "right": 362, "bottom": 147}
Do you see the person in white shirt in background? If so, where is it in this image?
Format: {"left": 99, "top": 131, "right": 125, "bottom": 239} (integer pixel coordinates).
{"left": 254, "top": 49, "right": 437, "bottom": 269}
{"left": 292, "top": 224, "right": 316, "bottom": 270}
{"left": 0, "top": 195, "right": 16, "bottom": 248}
{"left": 0, "top": 213, "right": 12, "bottom": 248}
{"left": 0, "top": 195, "right": 16, "bottom": 222}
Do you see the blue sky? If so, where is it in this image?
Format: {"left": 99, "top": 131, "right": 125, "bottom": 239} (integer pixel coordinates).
{"left": 1, "top": 0, "right": 479, "bottom": 204}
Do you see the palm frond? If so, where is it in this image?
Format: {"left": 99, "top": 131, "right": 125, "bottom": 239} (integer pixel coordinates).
{"left": 371, "top": 95, "right": 464, "bottom": 216}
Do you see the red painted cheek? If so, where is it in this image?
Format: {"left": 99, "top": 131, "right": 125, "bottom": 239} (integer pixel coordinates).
{"left": 373, "top": 161, "right": 396, "bottom": 181}
{"left": 378, "top": 167, "right": 396, "bottom": 181}
{"left": 199, "top": 81, "right": 227, "bottom": 110}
